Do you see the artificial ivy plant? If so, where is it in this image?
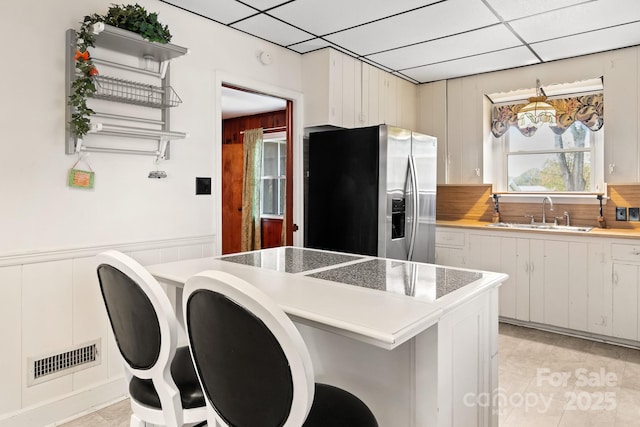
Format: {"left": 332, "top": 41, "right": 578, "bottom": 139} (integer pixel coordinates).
{"left": 69, "top": 4, "right": 172, "bottom": 139}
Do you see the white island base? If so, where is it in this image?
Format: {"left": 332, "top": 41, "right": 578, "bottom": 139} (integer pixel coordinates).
{"left": 296, "top": 288, "right": 498, "bottom": 427}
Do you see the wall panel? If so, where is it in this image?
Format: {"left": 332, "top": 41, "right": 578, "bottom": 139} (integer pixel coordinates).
{"left": 0, "top": 236, "right": 214, "bottom": 425}
{"left": 0, "top": 266, "right": 22, "bottom": 414}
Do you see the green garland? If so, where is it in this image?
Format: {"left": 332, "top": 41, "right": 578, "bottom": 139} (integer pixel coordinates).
{"left": 69, "top": 4, "right": 172, "bottom": 139}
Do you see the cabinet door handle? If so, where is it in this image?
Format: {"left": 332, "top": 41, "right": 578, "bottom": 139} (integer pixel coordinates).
{"left": 530, "top": 262, "right": 535, "bottom": 273}
{"left": 632, "top": 250, "right": 640, "bottom": 256}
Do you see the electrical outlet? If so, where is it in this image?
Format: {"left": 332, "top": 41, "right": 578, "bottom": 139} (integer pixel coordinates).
{"left": 630, "top": 207, "right": 640, "bottom": 221}
{"left": 616, "top": 207, "right": 628, "bottom": 221}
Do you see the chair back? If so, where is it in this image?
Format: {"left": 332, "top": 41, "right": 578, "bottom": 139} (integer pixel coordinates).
{"left": 96, "top": 250, "right": 178, "bottom": 379}
{"left": 184, "top": 270, "right": 315, "bottom": 427}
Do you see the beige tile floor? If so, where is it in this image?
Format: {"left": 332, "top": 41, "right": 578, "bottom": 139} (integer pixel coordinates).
{"left": 499, "top": 323, "right": 640, "bottom": 426}
{"left": 60, "top": 323, "right": 640, "bottom": 426}
{"left": 58, "top": 398, "right": 131, "bottom": 427}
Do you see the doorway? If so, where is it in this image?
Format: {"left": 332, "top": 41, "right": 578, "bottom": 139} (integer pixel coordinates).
{"left": 220, "top": 85, "right": 294, "bottom": 254}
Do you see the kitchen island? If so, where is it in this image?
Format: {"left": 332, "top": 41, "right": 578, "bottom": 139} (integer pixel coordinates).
{"left": 147, "top": 246, "right": 507, "bottom": 427}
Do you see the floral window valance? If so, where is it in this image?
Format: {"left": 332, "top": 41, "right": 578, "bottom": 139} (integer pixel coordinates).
{"left": 491, "top": 93, "right": 603, "bottom": 138}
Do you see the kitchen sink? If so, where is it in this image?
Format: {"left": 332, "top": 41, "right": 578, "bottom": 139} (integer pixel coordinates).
{"left": 486, "top": 222, "right": 593, "bottom": 232}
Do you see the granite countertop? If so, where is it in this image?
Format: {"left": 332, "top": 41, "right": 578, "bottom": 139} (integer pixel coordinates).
{"left": 220, "top": 247, "right": 363, "bottom": 274}
{"left": 219, "top": 246, "right": 489, "bottom": 303}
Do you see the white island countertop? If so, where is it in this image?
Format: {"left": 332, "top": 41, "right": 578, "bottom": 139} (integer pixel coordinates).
{"left": 147, "top": 246, "right": 507, "bottom": 350}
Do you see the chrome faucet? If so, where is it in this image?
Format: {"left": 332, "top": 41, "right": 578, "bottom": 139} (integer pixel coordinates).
{"left": 563, "top": 211, "right": 570, "bottom": 226}
{"left": 542, "top": 196, "right": 554, "bottom": 224}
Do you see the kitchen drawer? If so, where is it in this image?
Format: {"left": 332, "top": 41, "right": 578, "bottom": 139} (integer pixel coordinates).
{"left": 435, "top": 230, "right": 465, "bottom": 247}
{"left": 611, "top": 243, "right": 640, "bottom": 262}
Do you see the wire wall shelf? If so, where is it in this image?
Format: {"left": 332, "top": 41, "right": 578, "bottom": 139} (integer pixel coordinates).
{"left": 65, "top": 26, "right": 189, "bottom": 158}
{"left": 92, "top": 75, "right": 182, "bottom": 108}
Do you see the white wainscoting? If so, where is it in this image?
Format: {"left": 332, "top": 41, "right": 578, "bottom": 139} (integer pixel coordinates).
{"left": 0, "top": 235, "right": 215, "bottom": 427}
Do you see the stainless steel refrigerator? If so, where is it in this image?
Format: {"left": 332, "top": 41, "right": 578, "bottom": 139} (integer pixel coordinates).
{"left": 305, "top": 125, "right": 437, "bottom": 263}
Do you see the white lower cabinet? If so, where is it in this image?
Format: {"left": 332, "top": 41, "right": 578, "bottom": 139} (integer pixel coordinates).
{"left": 610, "top": 243, "right": 640, "bottom": 340}
{"left": 449, "top": 227, "right": 609, "bottom": 337}
{"left": 611, "top": 263, "right": 639, "bottom": 340}
{"left": 467, "top": 234, "right": 536, "bottom": 322}
{"left": 435, "top": 229, "right": 467, "bottom": 268}
{"left": 585, "top": 242, "right": 609, "bottom": 335}
{"left": 530, "top": 240, "right": 594, "bottom": 330}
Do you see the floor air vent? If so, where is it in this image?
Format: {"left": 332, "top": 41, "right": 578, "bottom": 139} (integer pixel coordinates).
{"left": 28, "top": 339, "right": 101, "bottom": 386}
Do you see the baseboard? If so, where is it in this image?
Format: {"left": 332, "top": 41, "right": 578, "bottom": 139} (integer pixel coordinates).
{"left": 0, "top": 377, "right": 126, "bottom": 427}
{"left": 499, "top": 317, "right": 640, "bottom": 349}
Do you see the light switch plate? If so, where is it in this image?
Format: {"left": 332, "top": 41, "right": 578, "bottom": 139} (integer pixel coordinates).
{"left": 616, "top": 207, "right": 627, "bottom": 221}
{"left": 196, "top": 177, "right": 211, "bottom": 195}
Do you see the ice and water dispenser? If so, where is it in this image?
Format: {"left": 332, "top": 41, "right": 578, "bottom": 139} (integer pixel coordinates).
{"left": 391, "top": 198, "right": 405, "bottom": 239}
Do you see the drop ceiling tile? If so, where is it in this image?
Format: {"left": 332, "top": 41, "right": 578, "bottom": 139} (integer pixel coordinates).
{"left": 231, "top": 14, "right": 314, "bottom": 46}
{"left": 402, "top": 46, "right": 540, "bottom": 83}
{"left": 162, "top": 0, "right": 256, "bottom": 25}
{"left": 510, "top": 0, "right": 640, "bottom": 43}
{"left": 325, "top": 0, "right": 500, "bottom": 55}
{"left": 288, "top": 38, "right": 332, "bottom": 53}
{"left": 484, "top": 0, "right": 587, "bottom": 21}
{"left": 268, "top": 0, "right": 441, "bottom": 36}
{"left": 241, "top": 0, "right": 290, "bottom": 11}
{"left": 366, "top": 25, "right": 521, "bottom": 71}
{"left": 361, "top": 57, "right": 394, "bottom": 73}
{"left": 392, "top": 72, "right": 419, "bottom": 84}
{"left": 531, "top": 21, "right": 640, "bottom": 62}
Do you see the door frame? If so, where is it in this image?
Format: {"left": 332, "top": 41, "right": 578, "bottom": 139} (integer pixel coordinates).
{"left": 214, "top": 71, "right": 304, "bottom": 254}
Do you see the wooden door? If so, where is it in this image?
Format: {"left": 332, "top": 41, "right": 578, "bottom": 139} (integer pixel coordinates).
{"left": 222, "top": 143, "right": 243, "bottom": 254}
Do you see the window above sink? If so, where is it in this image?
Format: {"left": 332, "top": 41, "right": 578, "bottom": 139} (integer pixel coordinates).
{"left": 486, "top": 78, "right": 605, "bottom": 200}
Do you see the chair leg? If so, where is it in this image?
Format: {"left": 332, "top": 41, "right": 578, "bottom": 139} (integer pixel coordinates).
{"left": 206, "top": 404, "right": 225, "bottom": 427}
{"left": 129, "top": 414, "right": 145, "bottom": 427}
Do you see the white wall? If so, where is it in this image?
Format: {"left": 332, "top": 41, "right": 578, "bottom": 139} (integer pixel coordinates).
{"left": 0, "top": 0, "right": 303, "bottom": 423}
{"left": 0, "top": 0, "right": 302, "bottom": 255}
{"left": 417, "top": 46, "right": 640, "bottom": 185}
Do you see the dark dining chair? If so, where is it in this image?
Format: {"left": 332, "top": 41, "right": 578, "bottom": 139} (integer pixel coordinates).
{"left": 183, "top": 269, "right": 379, "bottom": 427}
{"left": 96, "top": 250, "right": 207, "bottom": 427}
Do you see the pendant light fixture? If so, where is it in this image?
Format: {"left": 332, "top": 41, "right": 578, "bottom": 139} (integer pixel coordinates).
{"left": 517, "top": 79, "right": 556, "bottom": 131}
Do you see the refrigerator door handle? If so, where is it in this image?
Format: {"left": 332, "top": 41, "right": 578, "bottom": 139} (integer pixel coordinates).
{"left": 408, "top": 155, "right": 419, "bottom": 261}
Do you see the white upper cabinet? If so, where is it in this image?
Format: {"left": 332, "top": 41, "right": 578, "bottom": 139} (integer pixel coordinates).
{"left": 396, "top": 78, "right": 417, "bottom": 132}
{"left": 302, "top": 48, "right": 341, "bottom": 128}
{"left": 416, "top": 81, "right": 447, "bottom": 184}
{"left": 302, "top": 48, "right": 416, "bottom": 129}
{"left": 603, "top": 49, "right": 639, "bottom": 183}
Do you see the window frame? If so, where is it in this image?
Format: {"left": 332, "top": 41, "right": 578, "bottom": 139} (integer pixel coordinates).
{"left": 496, "top": 121, "right": 604, "bottom": 194}
{"left": 260, "top": 133, "right": 286, "bottom": 218}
